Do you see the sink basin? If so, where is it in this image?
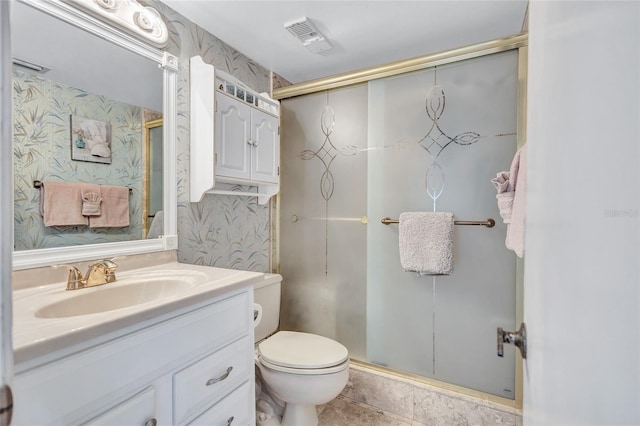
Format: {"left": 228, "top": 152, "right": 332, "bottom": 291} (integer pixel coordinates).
{"left": 13, "top": 261, "right": 267, "bottom": 365}
{"left": 35, "top": 278, "right": 197, "bottom": 319}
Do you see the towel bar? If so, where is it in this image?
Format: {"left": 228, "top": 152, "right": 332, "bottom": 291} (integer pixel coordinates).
{"left": 290, "top": 215, "right": 368, "bottom": 224}
{"left": 381, "top": 217, "right": 495, "bottom": 228}
{"left": 34, "top": 180, "right": 133, "bottom": 195}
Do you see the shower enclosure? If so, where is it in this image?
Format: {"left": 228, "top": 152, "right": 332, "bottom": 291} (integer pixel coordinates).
{"left": 279, "top": 50, "right": 520, "bottom": 399}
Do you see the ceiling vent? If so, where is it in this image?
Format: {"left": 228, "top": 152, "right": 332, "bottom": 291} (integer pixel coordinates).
{"left": 284, "top": 18, "right": 332, "bottom": 54}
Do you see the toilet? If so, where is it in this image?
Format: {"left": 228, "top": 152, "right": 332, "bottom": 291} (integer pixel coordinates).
{"left": 254, "top": 274, "right": 349, "bottom": 426}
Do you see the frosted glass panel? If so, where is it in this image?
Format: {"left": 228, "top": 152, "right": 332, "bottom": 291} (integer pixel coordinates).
{"left": 280, "top": 85, "right": 368, "bottom": 359}
{"left": 368, "top": 51, "right": 518, "bottom": 398}
{"left": 280, "top": 50, "right": 519, "bottom": 398}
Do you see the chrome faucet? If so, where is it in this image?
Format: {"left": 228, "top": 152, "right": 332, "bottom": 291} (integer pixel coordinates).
{"left": 53, "top": 259, "right": 120, "bottom": 290}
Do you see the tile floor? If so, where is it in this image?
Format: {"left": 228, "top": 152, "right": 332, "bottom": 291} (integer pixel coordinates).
{"left": 318, "top": 396, "right": 423, "bottom": 426}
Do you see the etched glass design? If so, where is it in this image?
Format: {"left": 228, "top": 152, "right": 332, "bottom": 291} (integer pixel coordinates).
{"left": 300, "top": 102, "right": 359, "bottom": 201}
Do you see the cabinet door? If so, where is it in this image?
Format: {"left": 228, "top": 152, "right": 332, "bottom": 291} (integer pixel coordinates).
{"left": 83, "top": 387, "right": 156, "bottom": 426}
{"left": 251, "top": 109, "right": 279, "bottom": 184}
{"left": 215, "top": 94, "right": 251, "bottom": 180}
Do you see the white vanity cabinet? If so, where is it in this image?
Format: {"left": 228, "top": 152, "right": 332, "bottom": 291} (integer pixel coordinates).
{"left": 12, "top": 286, "right": 255, "bottom": 426}
{"left": 214, "top": 92, "right": 279, "bottom": 185}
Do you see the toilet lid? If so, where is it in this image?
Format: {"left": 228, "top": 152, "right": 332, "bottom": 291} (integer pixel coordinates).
{"left": 258, "top": 331, "right": 349, "bottom": 369}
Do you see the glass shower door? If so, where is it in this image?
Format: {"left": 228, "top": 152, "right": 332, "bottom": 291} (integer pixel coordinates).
{"left": 367, "top": 51, "right": 518, "bottom": 398}
{"left": 279, "top": 85, "right": 368, "bottom": 359}
{"left": 279, "top": 49, "right": 519, "bottom": 398}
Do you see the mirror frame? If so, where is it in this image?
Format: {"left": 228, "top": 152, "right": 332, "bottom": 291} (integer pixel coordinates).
{"left": 12, "top": 0, "right": 178, "bottom": 270}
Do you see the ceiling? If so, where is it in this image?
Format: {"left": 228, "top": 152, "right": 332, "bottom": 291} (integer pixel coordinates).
{"left": 162, "top": 1, "right": 528, "bottom": 84}
{"left": 12, "top": 1, "right": 163, "bottom": 111}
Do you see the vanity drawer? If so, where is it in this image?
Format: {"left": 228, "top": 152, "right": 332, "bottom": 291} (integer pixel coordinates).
{"left": 187, "top": 381, "right": 252, "bottom": 426}
{"left": 174, "top": 335, "right": 252, "bottom": 424}
{"left": 83, "top": 387, "right": 156, "bottom": 426}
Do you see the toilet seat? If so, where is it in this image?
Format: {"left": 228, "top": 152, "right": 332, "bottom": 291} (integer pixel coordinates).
{"left": 258, "top": 331, "right": 349, "bottom": 374}
{"left": 258, "top": 356, "right": 349, "bottom": 375}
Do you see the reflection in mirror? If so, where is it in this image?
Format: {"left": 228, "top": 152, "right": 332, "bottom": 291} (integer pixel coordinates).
{"left": 12, "top": 0, "right": 163, "bottom": 251}
{"left": 143, "top": 118, "right": 163, "bottom": 238}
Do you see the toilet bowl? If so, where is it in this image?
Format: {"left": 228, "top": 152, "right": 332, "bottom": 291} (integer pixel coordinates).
{"left": 254, "top": 275, "right": 349, "bottom": 426}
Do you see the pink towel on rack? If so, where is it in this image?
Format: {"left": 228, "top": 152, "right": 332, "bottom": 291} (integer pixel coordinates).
{"left": 89, "top": 185, "right": 130, "bottom": 228}
{"left": 80, "top": 184, "right": 102, "bottom": 216}
{"left": 40, "top": 181, "right": 89, "bottom": 227}
{"left": 505, "top": 145, "right": 527, "bottom": 257}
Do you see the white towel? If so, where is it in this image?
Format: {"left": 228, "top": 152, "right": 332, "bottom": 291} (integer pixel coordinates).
{"left": 398, "top": 212, "right": 454, "bottom": 275}
{"left": 146, "top": 210, "right": 164, "bottom": 239}
{"left": 505, "top": 145, "right": 526, "bottom": 257}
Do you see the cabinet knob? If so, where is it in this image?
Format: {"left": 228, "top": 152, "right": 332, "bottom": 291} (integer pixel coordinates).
{"left": 144, "top": 419, "right": 157, "bottom": 426}
{"left": 205, "top": 366, "right": 233, "bottom": 386}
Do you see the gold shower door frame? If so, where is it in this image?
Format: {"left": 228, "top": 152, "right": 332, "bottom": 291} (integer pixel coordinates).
{"left": 272, "top": 33, "right": 528, "bottom": 410}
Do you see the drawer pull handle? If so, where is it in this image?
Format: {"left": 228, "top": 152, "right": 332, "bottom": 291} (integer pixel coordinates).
{"left": 144, "top": 419, "right": 157, "bottom": 426}
{"left": 205, "top": 366, "right": 233, "bottom": 386}
{"left": 227, "top": 416, "right": 234, "bottom": 425}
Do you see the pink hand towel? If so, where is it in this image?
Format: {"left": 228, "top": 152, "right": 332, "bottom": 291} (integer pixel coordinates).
{"left": 81, "top": 186, "right": 102, "bottom": 217}
{"left": 40, "top": 181, "right": 88, "bottom": 227}
{"left": 505, "top": 145, "right": 527, "bottom": 258}
{"left": 89, "top": 185, "right": 130, "bottom": 228}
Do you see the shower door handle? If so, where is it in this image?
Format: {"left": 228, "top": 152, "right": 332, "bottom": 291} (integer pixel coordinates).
{"left": 497, "top": 323, "right": 527, "bottom": 359}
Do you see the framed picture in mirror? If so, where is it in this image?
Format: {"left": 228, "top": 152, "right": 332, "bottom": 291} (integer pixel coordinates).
{"left": 70, "top": 115, "right": 112, "bottom": 164}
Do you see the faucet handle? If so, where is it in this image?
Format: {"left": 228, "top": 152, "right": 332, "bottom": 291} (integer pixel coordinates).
{"left": 52, "top": 264, "right": 85, "bottom": 290}
{"left": 99, "top": 259, "right": 118, "bottom": 269}
{"left": 97, "top": 258, "right": 119, "bottom": 283}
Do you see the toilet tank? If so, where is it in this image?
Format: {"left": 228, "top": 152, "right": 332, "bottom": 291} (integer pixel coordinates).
{"left": 254, "top": 273, "right": 282, "bottom": 342}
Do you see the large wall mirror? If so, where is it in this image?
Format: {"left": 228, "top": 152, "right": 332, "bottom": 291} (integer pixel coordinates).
{"left": 12, "top": 0, "right": 177, "bottom": 270}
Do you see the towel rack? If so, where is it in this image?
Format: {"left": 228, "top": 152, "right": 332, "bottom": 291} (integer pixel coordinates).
{"left": 381, "top": 217, "right": 495, "bottom": 228}
{"left": 33, "top": 180, "right": 133, "bottom": 195}
{"left": 290, "top": 215, "right": 368, "bottom": 224}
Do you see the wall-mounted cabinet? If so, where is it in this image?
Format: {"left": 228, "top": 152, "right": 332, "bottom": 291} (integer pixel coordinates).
{"left": 215, "top": 89, "right": 279, "bottom": 184}
{"left": 190, "top": 56, "right": 279, "bottom": 204}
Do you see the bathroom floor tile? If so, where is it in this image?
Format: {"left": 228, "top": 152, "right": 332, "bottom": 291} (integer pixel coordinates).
{"left": 318, "top": 396, "right": 416, "bottom": 426}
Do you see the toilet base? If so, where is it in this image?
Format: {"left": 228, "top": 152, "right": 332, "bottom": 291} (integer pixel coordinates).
{"left": 282, "top": 403, "right": 318, "bottom": 426}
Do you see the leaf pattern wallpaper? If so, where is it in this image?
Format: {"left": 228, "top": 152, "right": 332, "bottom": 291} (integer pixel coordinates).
{"left": 13, "top": 69, "right": 144, "bottom": 250}
{"left": 13, "top": 1, "right": 274, "bottom": 272}
{"left": 151, "top": 0, "right": 272, "bottom": 273}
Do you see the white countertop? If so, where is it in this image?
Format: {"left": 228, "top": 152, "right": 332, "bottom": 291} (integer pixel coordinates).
{"left": 13, "top": 262, "right": 265, "bottom": 366}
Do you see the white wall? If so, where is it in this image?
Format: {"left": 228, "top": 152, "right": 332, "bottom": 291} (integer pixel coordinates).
{"left": 524, "top": 1, "right": 640, "bottom": 425}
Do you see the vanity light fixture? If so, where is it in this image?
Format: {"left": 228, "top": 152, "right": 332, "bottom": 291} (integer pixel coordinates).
{"left": 63, "top": 0, "right": 168, "bottom": 48}
{"left": 12, "top": 57, "right": 50, "bottom": 74}
{"left": 284, "top": 17, "right": 332, "bottom": 54}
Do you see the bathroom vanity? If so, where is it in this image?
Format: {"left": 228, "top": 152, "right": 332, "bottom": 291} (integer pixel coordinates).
{"left": 12, "top": 261, "right": 261, "bottom": 425}
{"left": 8, "top": 1, "right": 264, "bottom": 424}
